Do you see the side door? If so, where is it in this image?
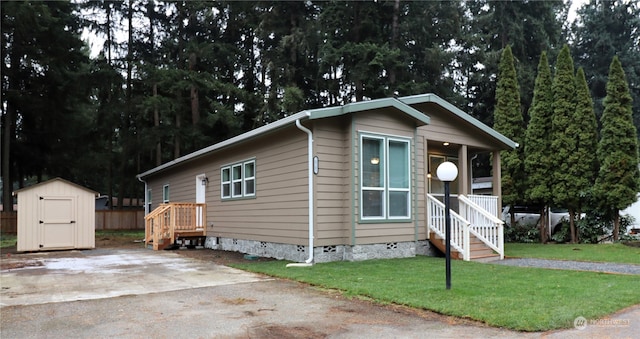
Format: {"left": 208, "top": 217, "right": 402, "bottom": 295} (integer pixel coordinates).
{"left": 195, "top": 175, "right": 206, "bottom": 228}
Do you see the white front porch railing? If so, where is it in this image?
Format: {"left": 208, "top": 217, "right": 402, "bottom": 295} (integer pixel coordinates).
{"left": 426, "top": 194, "right": 470, "bottom": 259}
{"left": 467, "top": 194, "right": 500, "bottom": 219}
{"left": 459, "top": 195, "right": 504, "bottom": 259}
{"left": 426, "top": 193, "right": 504, "bottom": 261}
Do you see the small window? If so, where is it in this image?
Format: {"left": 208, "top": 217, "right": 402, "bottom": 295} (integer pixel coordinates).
{"left": 146, "top": 189, "right": 152, "bottom": 212}
{"left": 244, "top": 161, "right": 255, "bottom": 196}
{"left": 221, "top": 168, "right": 231, "bottom": 198}
{"left": 221, "top": 159, "right": 256, "bottom": 200}
{"left": 163, "top": 185, "right": 170, "bottom": 203}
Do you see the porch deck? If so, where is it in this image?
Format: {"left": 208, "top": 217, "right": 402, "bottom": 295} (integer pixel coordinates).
{"left": 145, "top": 203, "right": 206, "bottom": 250}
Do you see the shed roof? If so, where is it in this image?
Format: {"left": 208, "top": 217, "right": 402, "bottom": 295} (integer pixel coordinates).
{"left": 13, "top": 177, "right": 99, "bottom": 196}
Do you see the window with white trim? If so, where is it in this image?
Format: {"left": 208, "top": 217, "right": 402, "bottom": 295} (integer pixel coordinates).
{"left": 221, "top": 159, "right": 256, "bottom": 199}
{"left": 360, "top": 134, "right": 411, "bottom": 220}
{"left": 163, "top": 184, "right": 170, "bottom": 203}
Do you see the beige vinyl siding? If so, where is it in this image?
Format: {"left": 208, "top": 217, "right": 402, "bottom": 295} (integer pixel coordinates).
{"left": 313, "top": 117, "right": 351, "bottom": 246}
{"left": 146, "top": 125, "right": 311, "bottom": 245}
{"left": 352, "top": 109, "right": 419, "bottom": 245}
{"left": 414, "top": 103, "right": 504, "bottom": 150}
{"left": 16, "top": 179, "right": 96, "bottom": 252}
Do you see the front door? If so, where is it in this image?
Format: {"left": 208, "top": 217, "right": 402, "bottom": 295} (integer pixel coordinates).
{"left": 195, "top": 175, "right": 206, "bottom": 228}
{"left": 39, "top": 196, "right": 75, "bottom": 249}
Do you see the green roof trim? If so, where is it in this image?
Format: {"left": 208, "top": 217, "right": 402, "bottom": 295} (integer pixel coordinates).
{"left": 307, "top": 98, "right": 430, "bottom": 125}
{"left": 399, "top": 93, "right": 518, "bottom": 149}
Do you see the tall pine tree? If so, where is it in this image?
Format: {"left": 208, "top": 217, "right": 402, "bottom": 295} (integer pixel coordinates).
{"left": 565, "top": 67, "right": 598, "bottom": 242}
{"left": 493, "top": 45, "right": 525, "bottom": 219}
{"left": 524, "top": 52, "right": 554, "bottom": 242}
{"left": 549, "top": 45, "right": 577, "bottom": 239}
{"left": 594, "top": 56, "right": 640, "bottom": 240}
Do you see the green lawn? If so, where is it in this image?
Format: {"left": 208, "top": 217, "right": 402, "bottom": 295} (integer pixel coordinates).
{"left": 0, "top": 230, "right": 145, "bottom": 249}
{"left": 505, "top": 242, "right": 640, "bottom": 264}
{"left": 0, "top": 233, "right": 16, "bottom": 248}
{"left": 232, "top": 253, "right": 640, "bottom": 331}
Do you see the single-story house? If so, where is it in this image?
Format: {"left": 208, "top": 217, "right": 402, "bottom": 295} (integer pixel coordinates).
{"left": 137, "top": 93, "right": 516, "bottom": 263}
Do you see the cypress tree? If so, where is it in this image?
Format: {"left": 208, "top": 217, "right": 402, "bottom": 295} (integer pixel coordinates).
{"left": 550, "top": 45, "right": 576, "bottom": 239}
{"left": 493, "top": 45, "right": 525, "bottom": 216}
{"left": 594, "top": 56, "right": 640, "bottom": 240}
{"left": 565, "top": 67, "right": 598, "bottom": 242}
{"left": 524, "top": 52, "right": 553, "bottom": 242}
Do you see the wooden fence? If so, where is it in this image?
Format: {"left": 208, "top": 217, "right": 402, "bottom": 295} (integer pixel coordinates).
{"left": 1, "top": 212, "right": 17, "bottom": 233}
{"left": 0, "top": 210, "right": 144, "bottom": 234}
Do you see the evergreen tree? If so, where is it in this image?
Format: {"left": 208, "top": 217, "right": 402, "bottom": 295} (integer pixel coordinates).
{"left": 493, "top": 45, "right": 525, "bottom": 215}
{"left": 572, "top": 0, "right": 640, "bottom": 137}
{"left": 565, "top": 67, "right": 598, "bottom": 242}
{"left": 549, "top": 45, "right": 577, "bottom": 233}
{"left": 524, "top": 52, "right": 553, "bottom": 242}
{"left": 594, "top": 56, "right": 640, "bottom": 240}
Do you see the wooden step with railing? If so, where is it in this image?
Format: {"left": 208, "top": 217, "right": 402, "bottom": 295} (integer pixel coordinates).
{"left": 145, "top": 203, "right": 206, "bottom": 250}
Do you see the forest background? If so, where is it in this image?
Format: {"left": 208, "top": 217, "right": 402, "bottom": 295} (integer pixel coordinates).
{"left": 2, "top": 0, "right": 639, "bottom": 212}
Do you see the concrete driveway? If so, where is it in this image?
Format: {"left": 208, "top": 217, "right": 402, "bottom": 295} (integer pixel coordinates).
{"left": 1, "top": 248, "right": 637, "bottom": 338}
{"left": 0, "top": 248, "right": 270, "bottom": 307}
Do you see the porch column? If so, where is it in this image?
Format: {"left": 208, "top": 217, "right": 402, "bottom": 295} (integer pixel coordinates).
{"left": 457, "top": 145, "right": 469, "bottom": 195}
{"left": 492, "top": 150, "right": 502, "bottom": 213}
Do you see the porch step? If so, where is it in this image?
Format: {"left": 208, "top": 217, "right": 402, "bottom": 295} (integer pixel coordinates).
{"left": 429, "top": 232, "right": 499, "bottom": 262}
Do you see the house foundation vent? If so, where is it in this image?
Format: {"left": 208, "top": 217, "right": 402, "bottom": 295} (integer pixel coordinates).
{"left": 323, "top": 246, "right": 336, "bottom": 253}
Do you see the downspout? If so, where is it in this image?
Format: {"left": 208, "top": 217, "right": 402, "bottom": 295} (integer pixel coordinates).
{"left": 287, "top": 116, "right": 314, "bottom": 267}
{"left": 137, "top": 175, "right": 148, "bottom": 215}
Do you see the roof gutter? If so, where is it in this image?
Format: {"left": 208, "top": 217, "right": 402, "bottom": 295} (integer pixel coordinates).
{"left": 287, "top": 115, "right": 315, "bottom": 267}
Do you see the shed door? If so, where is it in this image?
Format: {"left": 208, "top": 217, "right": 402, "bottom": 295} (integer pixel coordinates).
{"left": 39, "top": 196, "right": 76, "bottom": 249}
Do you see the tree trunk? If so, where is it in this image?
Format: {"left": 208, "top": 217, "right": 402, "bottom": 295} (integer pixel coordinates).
{"left": 613, "top": 210, "right": 620, "bottom": 241}
{"left": 189, "top": 52, "right": 199, "bottom": 125}
{"left": 389, "top": 0, "right": 400, "bottom": 85}
{"left": 2, "top": 94, "right": 14, "bottom": 212}
{"left": 569, "top": 209, "right": 576, "bottom": 243}
{"left": 539, "top": 206, "right": 548, "bottom": 243}
{"left": 153, "top": 83, "right": 161, "bottom": 166}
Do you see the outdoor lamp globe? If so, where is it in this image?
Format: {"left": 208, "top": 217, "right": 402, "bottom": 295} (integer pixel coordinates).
{"left": 436, "top": 161, "right": 458, "bottom": 182}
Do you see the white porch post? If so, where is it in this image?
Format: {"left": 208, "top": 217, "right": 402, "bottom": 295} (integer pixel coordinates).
{"left": 492, "top": 150, "right": 502, "bottom": 214}
{"left": 457, "top": 145, "right": 469, "bottom": 195}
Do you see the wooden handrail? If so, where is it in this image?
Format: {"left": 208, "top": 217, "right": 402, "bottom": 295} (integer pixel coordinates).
{"left": 144, "top": 203, "right": 206, "bottom": 250}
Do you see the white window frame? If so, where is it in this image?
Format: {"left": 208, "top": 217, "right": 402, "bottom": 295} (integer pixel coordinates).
{"left": 221, "top": 167, "right": 231, "bottom": 198}
{"left": 359, "top": 133, "right": 411, "bottom": 221}
{"left": 146, "top": 188, "right": 152, "bottom": 213}
{"left": 162, "top": 184, "right": 170, "bottom": 203}
{"left": 221, "top": 159, "right": 256, "bottom": 200}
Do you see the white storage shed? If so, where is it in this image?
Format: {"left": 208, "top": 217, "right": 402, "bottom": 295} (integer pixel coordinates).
{"left": 15, "top": 178, "right": 98, "bottom": 252}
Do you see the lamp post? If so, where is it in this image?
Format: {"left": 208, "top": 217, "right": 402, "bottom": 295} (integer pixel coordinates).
{"left": 436, "top": 161, "right": 458, "bottom": 290}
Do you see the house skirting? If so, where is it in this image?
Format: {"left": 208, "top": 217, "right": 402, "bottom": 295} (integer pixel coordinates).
{"left": 204, "top": 236, "right": 433, "bottom": 263}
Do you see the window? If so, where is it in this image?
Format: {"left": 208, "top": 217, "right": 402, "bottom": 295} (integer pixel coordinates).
{"left": 360, "top": 134, "right": 411, "bottom": 220}
{"left": 221, "top": 159, "right": 256, "bottom": 199}
{"left": 146, "top": 189, "right": 152, "bottom": 213}
{"left": 163, "top": 184, "right": 170, "bottom": 203}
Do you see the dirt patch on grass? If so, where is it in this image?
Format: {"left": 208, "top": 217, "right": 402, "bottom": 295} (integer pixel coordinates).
{"left": 622, "top": 240, "right": 640, "bottom": 248}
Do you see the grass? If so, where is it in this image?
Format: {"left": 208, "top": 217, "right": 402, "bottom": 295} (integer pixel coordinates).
{"left": 505, "top": 242, "right": 640, "bottom": 264}
{"left": 0, "top": 230, "right": 145, "bottom": 249}
{"left": 232, "top": 254, "right": 640, "bottom": 332}
{"left": 0, "top": 233, "right": 16, "bottom": 248}
{"left": 95, "top": 230, "right": 145, "bottom": 238}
